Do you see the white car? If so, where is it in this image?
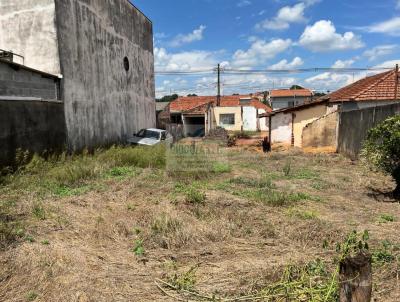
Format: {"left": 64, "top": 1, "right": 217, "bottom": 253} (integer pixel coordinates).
{"left": 127, "top": 128, "right": 173, "bottom": 146}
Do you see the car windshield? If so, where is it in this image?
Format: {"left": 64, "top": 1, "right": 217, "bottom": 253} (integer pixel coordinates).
{"left": 136, "top": 129, "right": 160, "bottom": 139}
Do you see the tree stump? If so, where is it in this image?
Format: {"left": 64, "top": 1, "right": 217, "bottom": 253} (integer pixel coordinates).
{"left": 339, "top": 252, "right": 372, "bottom": 302}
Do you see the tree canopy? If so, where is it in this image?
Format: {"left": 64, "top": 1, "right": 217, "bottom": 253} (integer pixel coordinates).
{"left": 156, "top": 94, "right": 179, "bottom": 103}
{"left": 290, "top": 85, "right": 305, "bottom": 90}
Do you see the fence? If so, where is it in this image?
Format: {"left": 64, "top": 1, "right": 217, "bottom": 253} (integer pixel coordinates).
{"left": 337, "top": 103, "right": 400, "bottom": 159}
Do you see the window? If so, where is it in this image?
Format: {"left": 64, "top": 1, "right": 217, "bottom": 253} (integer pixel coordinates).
{"left": 220, "top": 114, "right": 235, "bottom": 125}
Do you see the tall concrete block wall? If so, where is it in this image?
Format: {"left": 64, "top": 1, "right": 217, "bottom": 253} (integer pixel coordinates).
{"left": 338, "top": 103, "right": 400, "bottom": 159}
{"left": 0, "top": 0, "right": 155, "bottom": 151}
{"left": 0, "top": 99, "right": 66, "bottom": 166}
{"left": 0, "top": 60, "right": 59, "bottom": 99}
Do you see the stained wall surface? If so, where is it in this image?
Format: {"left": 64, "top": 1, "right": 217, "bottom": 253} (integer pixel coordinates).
{"left": 55, "top": 0, "right": 155, "bottom": 150}
{"left": 0, "top": 0, "right": 61, "bottom": 74}
{"left": 302, "top": 112, "right": 338, "bottom": 152}
{"left": 293, "top": 104, "right": 327, "bottom": 147}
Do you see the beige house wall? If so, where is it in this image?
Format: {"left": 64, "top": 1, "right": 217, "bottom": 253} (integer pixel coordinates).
{"left": 214, "top": 107, "right": 242, "bottom": 131}
{"left": 293, "top": 104, "right": 327, "bottom": 147}
{"left": 302, "top": 112, "right": 338, "bottom": 153}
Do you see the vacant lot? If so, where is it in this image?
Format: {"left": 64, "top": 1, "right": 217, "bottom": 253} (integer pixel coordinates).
{"left": 0, "top": 143, "right": 399, "bottom": 301}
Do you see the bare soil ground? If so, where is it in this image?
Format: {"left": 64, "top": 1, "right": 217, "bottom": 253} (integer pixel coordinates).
{"left": 0, "top": 144, "right": 399, "bottom": 301}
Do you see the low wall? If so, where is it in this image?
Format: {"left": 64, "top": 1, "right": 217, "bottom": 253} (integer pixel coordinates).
{"left": 302, "top": 112, "right": 338, "bottom": 152}
{"left": 338, "top": 103, "right": 400, "bottom": 159}
{"left": 0, "top": 99, "right": 67, "bottom": 167}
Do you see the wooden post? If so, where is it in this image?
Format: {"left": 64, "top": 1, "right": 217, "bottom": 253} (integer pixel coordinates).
{"left": 339, "top": 252, "right": 372, "bottom": 302}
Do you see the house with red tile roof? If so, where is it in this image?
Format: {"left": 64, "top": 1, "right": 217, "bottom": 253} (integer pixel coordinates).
{"left": 269, "top": 88, "right": 313, "bottom": 110}
{"left": 325, "top": 66, "right": 400, "bottom": 111}
{"left": 160, "top": 95, "right": 271, "bottom": 137}
{"left": 261, "top": 66, "right": 400, "bottom": 151}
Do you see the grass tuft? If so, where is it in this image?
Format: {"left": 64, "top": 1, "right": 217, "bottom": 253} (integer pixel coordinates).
{"left": 378, "top": 214, "right": 395, "bottom": 223}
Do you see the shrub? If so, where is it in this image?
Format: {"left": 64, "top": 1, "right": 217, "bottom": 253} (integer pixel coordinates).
{"left": 361, "top": 115, "right": 400, "bottom": 198}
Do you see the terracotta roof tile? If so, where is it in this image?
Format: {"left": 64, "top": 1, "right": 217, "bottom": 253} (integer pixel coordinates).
{"left": 169, "top": 95, "right": 272, "bottom": 113}
{"left": 270, "top": 89, "right": 313, "bottom": 98}
{"left": 328, "top": 68, "right": 400, "bottom": 102}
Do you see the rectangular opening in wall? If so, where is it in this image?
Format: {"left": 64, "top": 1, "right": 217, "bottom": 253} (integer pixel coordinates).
{"left": 220, "top": 114, "right": 235, "bottom": 125}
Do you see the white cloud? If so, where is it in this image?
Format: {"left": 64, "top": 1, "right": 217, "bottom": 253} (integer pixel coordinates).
{"left": 373, "top": 59, "right": 400, "bottom": 69}
{"left": 363, "top": 45, "right": 397, "bottom": 61}
{"left": 195, "top": 74, "right": 297, "bottom": 95}
{"left": 364, "top": 17, "right": 400, "bottom": 36}
{"left": 332, "top": 59, "right": 355, "bottom": 68}
{"left": 237, "top": 0, "right": 251, "bottom": 7}
{"left": 154, "top": 47, "right": 220, "bottom": 72}
{"left": 169, "top": 25, "right": 206, "bottom": 47}
{"left": 232, "top": 38, "right": 292, "bottom": 68}
{"left": 256, "top": 3, "right": 306, "bottom": 30}
{"left": 299, "top": 20, "right": 364, "bottom": 52}
{"left": 305, "top": 72, "right": 355, "bottom": 91}
{"left": 269, "top": 57, "right": 304, "bottom": 70}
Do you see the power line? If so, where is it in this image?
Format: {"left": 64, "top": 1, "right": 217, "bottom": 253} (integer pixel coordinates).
{"left": 155, "top": 66, "right": 392, "bottom": 75}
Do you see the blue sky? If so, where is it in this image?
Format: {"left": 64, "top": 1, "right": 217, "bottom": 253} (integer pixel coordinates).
{"left": 133, "top": 0, "right": 400, "bottom": 97}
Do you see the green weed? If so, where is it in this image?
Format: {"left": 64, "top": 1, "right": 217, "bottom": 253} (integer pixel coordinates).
{"left": 372, "top": 240, "right": 396, "bottom": 265}
{"left": 26, "top": 291, "right": 38, "bottom": 301}
{"left": 52, "top": 185, "right": 92, "bottom": 197}
{"left": 378, "top": 214, "right": 395, "bottom": 223}
{"left": 287, "top": 208, "right": 318, "bottom": 220}
{"left": 167, "top": 265, "right": 198, "bottom": 291}
{"left": 175, "top": 183, "right": 206, "bottom": 204}
{"left": 212, "top": 162, "right": 232, "bottom": 174}
{"left": 32, "top": 203, "right": 46, "bottom": 220}
{"left": 132, "top": 239, "right": 145, "bottom": 256}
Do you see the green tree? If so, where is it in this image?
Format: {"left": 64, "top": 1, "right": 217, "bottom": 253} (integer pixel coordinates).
{"left": 361, "top": 115, "right": 400, "bottom": 198}
{"left": 290, "top": 85, "right": 304, "bottom": 90}
{"left": 156, "top": 94, "right": 179, "bottom": 103}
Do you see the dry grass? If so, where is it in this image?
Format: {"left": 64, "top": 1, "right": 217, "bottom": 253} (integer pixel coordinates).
{"left": 0, "top": 142, "right": 399, "bottom": 301}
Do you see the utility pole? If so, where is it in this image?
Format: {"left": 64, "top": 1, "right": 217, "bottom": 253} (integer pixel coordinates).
{"left": 217, "top": 63, "right": 221, "bottom": 106}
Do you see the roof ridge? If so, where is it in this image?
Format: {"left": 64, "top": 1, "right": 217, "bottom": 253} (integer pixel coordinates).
{"left": 182, "top": 101, "right": 213, "bottom": 113}
{"left": 351, "top": 70, "right": 395, "bottom": 101}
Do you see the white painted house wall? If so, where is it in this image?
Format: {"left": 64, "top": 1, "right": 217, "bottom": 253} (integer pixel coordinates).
{"left": 258, "top": 109, "right": 269, "bottom": 131}
{"left": 271, "top": 112, "right": 292, "bottom": 144}
{"left": 243, "top": 107, "right": 257, "bottom": 131}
